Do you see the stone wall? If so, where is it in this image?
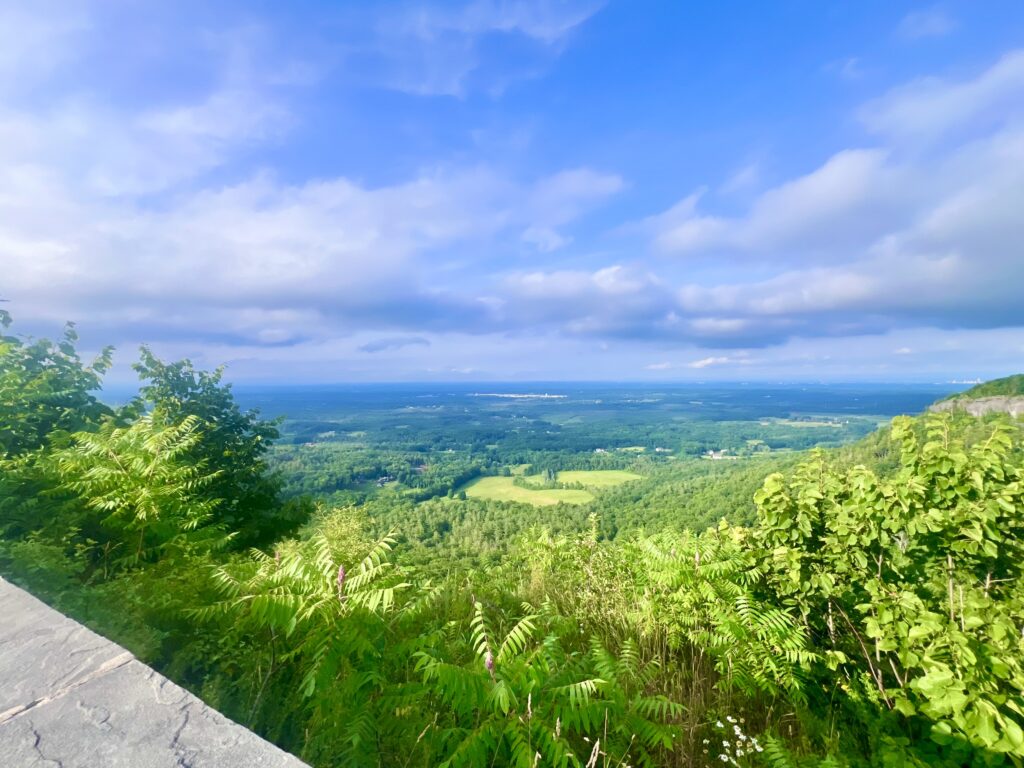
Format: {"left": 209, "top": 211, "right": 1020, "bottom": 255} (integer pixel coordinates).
{"left": 0, "top": 576, "right": 309, "bottom": 768}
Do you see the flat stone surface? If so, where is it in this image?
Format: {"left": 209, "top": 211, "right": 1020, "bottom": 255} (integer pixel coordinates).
{"left": 0, "top": 577, "right": 308, "bottom": 767}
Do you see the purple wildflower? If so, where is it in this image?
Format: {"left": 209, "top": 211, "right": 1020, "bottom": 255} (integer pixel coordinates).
{"left": 484, "top": 650, "right": 495, "bottom": 678}
{"left": 337, "top": 564, "right": 346, "bottom": 602}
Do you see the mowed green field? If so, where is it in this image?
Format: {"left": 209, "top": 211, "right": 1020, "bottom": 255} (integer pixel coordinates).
{"left": 461, "top": 469, "right": 643, "bottom": 506}
{"left": 462, "top": 476, "right": 594, "bottom": 506}
{"left": 553, "top": 469, "right": 642, "bottom": 487}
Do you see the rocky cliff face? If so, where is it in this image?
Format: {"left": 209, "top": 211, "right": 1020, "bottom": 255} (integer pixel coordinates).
{"left": 929, "top": 396, "right": 1024, "bottom": 418}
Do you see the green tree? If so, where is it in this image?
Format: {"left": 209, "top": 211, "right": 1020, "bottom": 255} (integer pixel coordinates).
{"left": 48, "top": 414, "right": 227, "bottom": 574}
{"left": 1, "top": 313, "right": 114, "bottom": 544}
{"left": 0, "top": 313, "right": 112, "bottom": 456}
{"left": 131, "top": 347, "right": 288, "bottom": 545}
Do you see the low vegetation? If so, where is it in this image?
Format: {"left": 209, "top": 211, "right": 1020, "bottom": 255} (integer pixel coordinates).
{"left": 3, "top": 311, "right": 1023, "bottom": 767}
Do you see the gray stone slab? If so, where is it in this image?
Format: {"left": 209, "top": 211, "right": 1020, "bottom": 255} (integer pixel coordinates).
{"left": 0, "top": 577, "right": 308, "bottom": 767}
{"left": 0, "top": 576, "right": 132, "bottom": 718}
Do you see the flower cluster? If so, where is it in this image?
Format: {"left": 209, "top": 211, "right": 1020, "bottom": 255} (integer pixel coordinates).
{"left": 701, "top": 716, "right": 763, "bottom": 766}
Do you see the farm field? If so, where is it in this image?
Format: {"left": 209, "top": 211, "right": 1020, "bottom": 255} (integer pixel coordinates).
{"left": 461, "top": 469, "right": 643, "bottom": 506}
{"left": 461, "top": 476, "right": 594, "bottom": 506}
{"left": 536, "top": 469, "right": 643, "bottom": 487}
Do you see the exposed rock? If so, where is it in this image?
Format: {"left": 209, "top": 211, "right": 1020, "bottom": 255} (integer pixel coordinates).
{"left": 0, "top": 577, "right": 308, "bottom": 767}
{"left": 928, "top": 395, "right": 1024, "bottom": 418}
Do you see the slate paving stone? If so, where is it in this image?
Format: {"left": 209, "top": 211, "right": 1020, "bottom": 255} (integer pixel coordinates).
{"left": 0, "top": 577, "right": 308, "bottom": 767}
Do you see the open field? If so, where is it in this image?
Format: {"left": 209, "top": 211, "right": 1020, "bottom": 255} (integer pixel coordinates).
{"left": 461, "top": 476, "right": 594, "bottom": 506}
{"left": 550, "top": 469, "right": 643, "bottom": 487}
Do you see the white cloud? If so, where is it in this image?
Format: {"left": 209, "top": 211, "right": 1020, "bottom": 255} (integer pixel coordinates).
{"left": 651, "top": 149, "right": 903, "bottom": 259}
{"left": 650, "top": 50, "right": 1024, "bottom": 270}
{"left": 359, "top": 336, "right": 431, "bottom": 353}
{"left": 0, "top": 5, "right": 621, "bottom": 349}
{"left": 825, "top": 57, "right": 865, "bottom": 82}
{"left": 519, "top": 51, "right": 1021, "bottom": 350}
{"left": 898, "top": 7, "right": 956, "bottom": 40}
{"left": 688, "top": 356, "right": 744, "bottom": 369}
{"left": 521, "top": 226, "right": 570, "bottom": 251}
{"left": 0, "top": 3, "right": 90, "bottom": 92}
{"left": 3, "top": 161, "right": 625, "bottom": 343}
{"left": 434, "top": 0, "right": 602, "bottom": 44}
{"left": 861, "top": 50, "right": 1024, "bottom": 144}
{"left": 0, "top": 28, "right": 294, "bottom": 198}
{"left": 350, "top": 0, "right": 603, "bottom": 97}
{"left": 720, "top": 162, "right": 761, "bottom": 194}
{"left": 4, "top": 4, "right": 1024, "bottom": 379}
{"left": 518, "top": 168, "right": 624, "bottom": 250}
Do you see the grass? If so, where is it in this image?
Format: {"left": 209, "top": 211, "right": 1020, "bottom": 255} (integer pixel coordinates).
{"left": 461, "top": 469, "right": 643, "bottom": 506}
{"left": 552, "top": 470, "right": 642, "bottom": 487}
{"left": 461, "top": 476, "right": 594, "bottom": 506}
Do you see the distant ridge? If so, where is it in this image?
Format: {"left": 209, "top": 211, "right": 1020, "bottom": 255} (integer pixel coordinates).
{"left": 930, "top": 374, "right": 1024, "bottom": 417}
{"left": 941, "top": 374, "right": 1024, "bottom": 400}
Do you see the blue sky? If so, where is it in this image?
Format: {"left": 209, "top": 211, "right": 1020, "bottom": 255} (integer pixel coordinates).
{"left": 3, "top": 0, "right": 1024, "bottom": 382}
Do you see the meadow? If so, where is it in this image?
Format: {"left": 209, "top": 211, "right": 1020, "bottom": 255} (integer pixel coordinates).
{"left": 461, "top": 475, "right": 595, "bottom": 505}
{"left": 461, "top": 468, "right": 643, "bottom": 505}
{"left": 539, "top": 468, "right": 643, "bottom": 487}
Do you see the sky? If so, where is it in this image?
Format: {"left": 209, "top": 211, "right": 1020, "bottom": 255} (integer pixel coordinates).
{"left": 2, "top": 0, "right": 1024, "bottom": 383}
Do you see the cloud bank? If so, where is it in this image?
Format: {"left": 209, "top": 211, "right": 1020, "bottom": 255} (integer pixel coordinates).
{"left": 2, "top": 3, "right": 1023, "bottom": 380}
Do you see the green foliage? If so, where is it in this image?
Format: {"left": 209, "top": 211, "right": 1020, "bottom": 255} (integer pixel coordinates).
{"left": 752, "top": 412, "right": 1024, "bottom": 764}
{"left": 6, "top": 318, "right": 1024, "bottom": 768}
{"left": 942, "top": 374, "right": 1024, "bottom": 400}
{"left": 131, "top": 347, "right": 287, "bottom": 544}
{"left": 187, "top": 506, "right": 682, "bottom": 767}
{"left": 0, "top": 319, "right": 112, "bottom": 455}
{"left": 48, "top": 415, "right": 227, "bottom": 571}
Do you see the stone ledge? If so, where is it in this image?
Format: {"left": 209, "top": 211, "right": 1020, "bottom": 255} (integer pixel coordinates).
{"left": 929, "top": 395, "right": 1024, "bottom": 418}
{"left": 0, "top": 576, "right": 308, "bottom": 767}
